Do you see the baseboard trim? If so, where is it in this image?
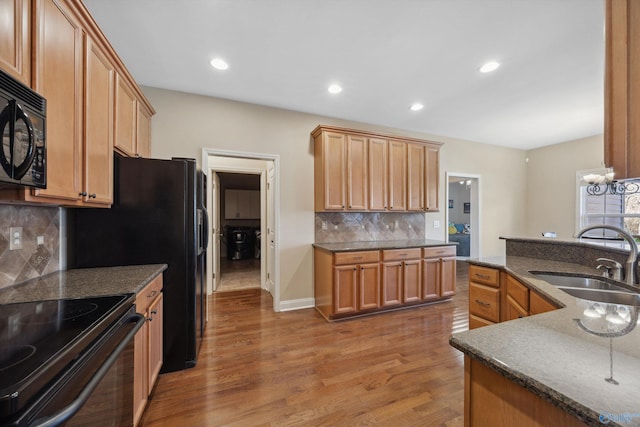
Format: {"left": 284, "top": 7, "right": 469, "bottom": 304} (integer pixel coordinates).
{"left": 278, "top": 297, "right": 315, "bottom": 312}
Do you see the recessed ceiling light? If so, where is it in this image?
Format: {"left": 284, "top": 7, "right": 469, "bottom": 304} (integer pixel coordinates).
{"left": 210, "top": 58, "right": 229, "bottom": 70}
{"left": 479, "top": 61, "right": 500, "bottom": 73}
{"left": 328, "top": 84, "right": 343, "bottom": 94}
{"left": 410, "top": 103, "right": 424, "bottom": 111}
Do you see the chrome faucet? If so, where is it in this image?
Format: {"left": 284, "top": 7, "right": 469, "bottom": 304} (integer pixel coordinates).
{"left": 575, "top": 224, "right": 639, "bottom": 287}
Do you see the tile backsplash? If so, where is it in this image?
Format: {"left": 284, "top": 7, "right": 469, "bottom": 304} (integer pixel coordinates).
{"left": 315, "top": 212, "right": 425, "bottom": 243}
{"left": 0, "top": 204, "right": 60, "bottom": 289}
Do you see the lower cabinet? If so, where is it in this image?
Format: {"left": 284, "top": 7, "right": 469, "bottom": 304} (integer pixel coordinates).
{"left": 134, "top": 274, "right": 163, "bottom": 427}
{"left": 465, "top": 356, "right": 587, "bottom": 427}
{"left": 314, "top": 245, "right": 455, "bottom": 320}
{"left": 468, "top": 264, "right": 559, "bottom": 329}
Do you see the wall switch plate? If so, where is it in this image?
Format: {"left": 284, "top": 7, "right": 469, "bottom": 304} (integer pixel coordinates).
{"left": 433, "top": 220, "right": 440, "bottom": 228}
{"left": 9, "top": 227, "right": 23, "bottom": 250}
{"left": 37, "top": 235, "right": 45, "bottom": 245}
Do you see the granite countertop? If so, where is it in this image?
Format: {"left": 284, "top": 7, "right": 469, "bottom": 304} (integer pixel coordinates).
{"left": 313, "top": 239, "right": 456, "bottom": 252}
{"left": 0, "top": 264, "right": 167, "bottom": 304}
{"left": 450, "top": 255, "right": 640, "bottom": 427}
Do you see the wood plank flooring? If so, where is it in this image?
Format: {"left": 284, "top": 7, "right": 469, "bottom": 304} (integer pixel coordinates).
{"left": 140, "top": 262, "right": 469, "bottom": 426}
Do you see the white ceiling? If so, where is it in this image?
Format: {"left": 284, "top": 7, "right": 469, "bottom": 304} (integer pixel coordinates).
{"left": 83, "top": 0, "right": 605, "bottom": 150}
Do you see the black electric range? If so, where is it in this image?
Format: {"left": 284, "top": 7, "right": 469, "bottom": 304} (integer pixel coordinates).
{"left": 0, "top": 294, "right": 135, "bottom": 420}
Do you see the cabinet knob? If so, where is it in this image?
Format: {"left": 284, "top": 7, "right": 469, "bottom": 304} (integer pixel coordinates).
{"left": 89, "top": 193, "right": 97, "bottom": 199}
{"left": 151, "top": 309, "right": 158, "bottom": 315}
{"left": 79, "top": 191, "right": 87, "bottom": 197}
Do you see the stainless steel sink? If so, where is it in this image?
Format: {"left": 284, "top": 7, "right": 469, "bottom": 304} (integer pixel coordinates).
{"left": 530, "top": 272, "right": 640, "bottom": 306}
{"left": 559, "top": 288, "right": 640, "bottom": 307}
{"left": 531, "top": 272, "right": 633, "bottom": 292}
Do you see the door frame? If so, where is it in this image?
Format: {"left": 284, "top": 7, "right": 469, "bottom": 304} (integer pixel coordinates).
{"left": 445, "top": 172, "right": 481, "bottom": 259}
{"left": 202, "top": 148, "right": 281, "bottom": 312}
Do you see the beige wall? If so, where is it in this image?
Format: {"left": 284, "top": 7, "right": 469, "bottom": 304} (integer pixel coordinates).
{"left": 143, "top": 86, "right": 528, "bottom": 302}
{"left": 524, "top": 134, "right": 604, "bottom": 239}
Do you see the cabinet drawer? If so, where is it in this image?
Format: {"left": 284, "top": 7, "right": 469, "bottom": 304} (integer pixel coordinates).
{"left": 334, "top": 250, "right": 380, "bottom": 265}
{"left": 469, "top": 265, "right": 499, "bottom": 288}
{"left": 136, "top": 274, "right": 163, "bottom": 313}
{"left": 469, "top": 283, "right": 500, "bottom": 323}
{"left": 382, "top": 248, "right": 421, "bottom": 262}
{"left": 505, "top": 275, "right": 529, "bottom": 310}
{"left": 422, "top": 246, "right": 456, "bottom": 258}
{"left": 469, "top": 313, "right": 496, "bottom": 329}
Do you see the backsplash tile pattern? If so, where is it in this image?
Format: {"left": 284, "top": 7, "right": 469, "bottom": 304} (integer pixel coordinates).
{"left": 315, "top": 212, "right": 425, "bottom": 243}
{"left": 0, "top": 205, "right": 60, "bottom": 289}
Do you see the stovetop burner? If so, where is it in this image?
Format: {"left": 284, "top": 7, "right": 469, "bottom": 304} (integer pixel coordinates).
{"left": 0, "top": 345, "right": 36, "bottom": 372}
{"left": 0, "top": 294, "right": 134, "bottom": 418}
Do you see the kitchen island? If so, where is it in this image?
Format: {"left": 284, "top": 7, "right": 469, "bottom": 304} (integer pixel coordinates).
{"left": 450, "top": 238, "right": 640, "bottom": 427}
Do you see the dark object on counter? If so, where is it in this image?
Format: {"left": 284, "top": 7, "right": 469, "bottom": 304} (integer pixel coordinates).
{"left": 226, "top": 226, "right": 254, "bottom": 260}
{"left": 0, "top": 294, "right": 142, "bottom": 426}
{"left": 67, "top": 155, "right": 208, "bottom": 373}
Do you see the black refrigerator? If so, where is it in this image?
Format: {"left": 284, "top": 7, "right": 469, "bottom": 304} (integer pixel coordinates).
{"left": 67, "top": 155, "right": 208, "bottom": 373}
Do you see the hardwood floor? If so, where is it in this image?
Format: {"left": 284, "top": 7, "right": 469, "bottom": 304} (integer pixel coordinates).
{"left": 140, "top": 262, "right": 469, "bottom": 426}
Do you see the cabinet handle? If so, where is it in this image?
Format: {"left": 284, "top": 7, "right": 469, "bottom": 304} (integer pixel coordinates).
{"left": 151, "top": 309, "right": 158, "bottom": 315}
{"left": 475, "top": 299, "right": 491, "bottom": 308}
{"left": 89, "top": 193, "right": 97, "bottom": 199}
{"left": 400, "top": 253, "right": 408, "bottom": 257}
{"left": 79, "top": 191, "right": 87, "bottom": 197}
{"left": 475, "top": 273, "right": 491, "bottom": 280}
{"left": 148, "top": 290, "right": 158, "bottom": 298}
{"left": 353, "top": 256, "right": 363, "bottom": 260}
{"left": 518, "top": 314, "right": 524, "bottom": 318}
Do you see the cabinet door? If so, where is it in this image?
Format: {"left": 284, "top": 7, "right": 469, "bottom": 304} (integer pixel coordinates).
{"left": 0, "top": 0, "right": 30, "bottom": 84}
{"left": 334, "top": 265, "right": 357, "bottom": 314}
{"left": 358, "top": 263, "right": 380, "bottom": 310}
{"left": 346, "top": 135, "right": 367, "bottom": 210}
{"left": 440, "top": 256, "right": 456, "bottom": 297}
{"left": 529, "top": 290, "right": 557, "bottom": 315}
{"left": 115, "top": 73, "right": 138, "bottom": 157}
{"left": 33, "top": 0, "right": 83, "bottom": 202}
{"left": 422, "top": 258, "right": 440, "bottom": 301}
{"left": 407, "top": 143, "right": 425, "bottom": 211}
{"left": 403, "top": 259, "right": 421, "bottom": 302}
{"left": 425, "top": 145, "right": 439, "bottom": 211}
{"left": 83, "top": 36, "right": 114, "bottom": 206}
{"left": 605, "top": 0, "right": 640, "bottom": 179}
{"left": 469, "top": 283, "right": 500, "bottom": 323}
{"left": 388, "top": 140, "right": 407, "bottom": 211}
{"left": 148, "top": 293, "right": 163, "bottom": 394}
{"left": 133, "top": 310, "right": 149, "bottom": 426}
{"left": 137, "top": 103, "right": 152, "bottom": 158}
{"left": 368, "top": 138, "right": 388, "bottom": 210}
{"left": 322, "top": 132, "right": 346, "bottom": 210}
{"left": 505, "top": 295, "right": 528, "bottom": 321}
{"left": 381, "top": 262, "right": 403, "bottom": 306}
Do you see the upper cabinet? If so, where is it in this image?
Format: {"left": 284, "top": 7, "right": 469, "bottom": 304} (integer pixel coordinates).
{"left": 312, "top": 125, "right": 442, "bottom": 213}
{"left": 0, "top": 0, "right": 31, "bottom": 85}
{"left": 0, "top": 0, "right": 155, "bottom": 206}
{"left": 604, "top": 0, "right": 640, "bottom": 179}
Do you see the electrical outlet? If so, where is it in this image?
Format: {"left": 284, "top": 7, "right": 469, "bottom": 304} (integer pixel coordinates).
{"left": 433, "top": 220, "right": 440, "bottom": 229}
{"left": 321, "top": 221, "right": 327, "bottom": 230}
{"left": 9, "top": 227, "right": 22, "bottom": 250}
{"left": 37, "top": 235, "right": 45, "bottom": 245}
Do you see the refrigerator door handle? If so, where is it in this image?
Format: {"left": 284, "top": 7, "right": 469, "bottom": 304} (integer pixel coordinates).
{"left": 201, "top": 208, "right": 209, "bottom": 252}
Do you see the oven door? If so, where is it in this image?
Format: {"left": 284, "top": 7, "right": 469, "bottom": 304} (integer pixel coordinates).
{"left": 7, "top": 308, "right": 144, "bottom": 427}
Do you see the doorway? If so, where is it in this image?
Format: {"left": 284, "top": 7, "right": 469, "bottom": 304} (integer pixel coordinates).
{"left": 446, "top": 173, "right": 481, "bottom": 259}
{"left": 203, "top": 149, "right": 280, "bottom": 312}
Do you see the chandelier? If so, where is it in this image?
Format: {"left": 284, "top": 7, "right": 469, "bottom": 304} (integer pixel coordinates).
{"left": 583, "top": 171, "right": 640, "bottom": 196}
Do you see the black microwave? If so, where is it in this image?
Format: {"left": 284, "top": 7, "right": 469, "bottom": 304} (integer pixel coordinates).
{"left": 0, "top": 69, "right": 46, "bottom": 189}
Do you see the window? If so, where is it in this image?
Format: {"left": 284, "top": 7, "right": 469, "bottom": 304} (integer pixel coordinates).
{"left": 577, "top": 170, "right": 640, "bottom": 239}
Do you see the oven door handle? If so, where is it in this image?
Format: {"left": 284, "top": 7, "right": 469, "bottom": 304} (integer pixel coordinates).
{"left": 32, "top": 313, "right": 145, "bottom": 427}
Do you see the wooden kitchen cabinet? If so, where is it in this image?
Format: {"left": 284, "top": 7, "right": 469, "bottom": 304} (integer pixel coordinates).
{"left": 115, "top": 73, "right": 138, "bottom": 157}
{"left": 312, "top": 129, "right": 367, "bottom": 211}
{"left": 312, "top": 125, "right": 442, "bottom": 213}
{"left": 82, "top": 36, "right": 114, "bottom": 206}
{"left": 604, "top": 0, "right": 640, "bottom": 179}
{"left": 464, "top": 356, "right": 588, "bottom": 427}
{"left": 368, "top": 138, "right": 388, "bottom": 210}
{"left": 381, "top": 248, "right": 421, "bottom": 305}
{"left": 504, "top": 273, "right": 529, "bottom": 321}
{"left": 422, "top": 246, "right": 456, "bottom": 301}
{"left": 134, "top": 274, "right": 163, "bottom": 427}
{"left": 388, "top": 141, "right": 407, "bottom": 211}
{"left": 137, "top": 102, "right": 153, "bottom": 158}
{"left": 468, "top": 265, "right": 500, "bottom": 328}
{"left": 0, "top": 0, "right": 155, "bottom": 206}
{"left": 0, "top": 0, "right": 30, "bottom": 85}
{"left": 529, "top": 289, "right": 557, "bottom": 315}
